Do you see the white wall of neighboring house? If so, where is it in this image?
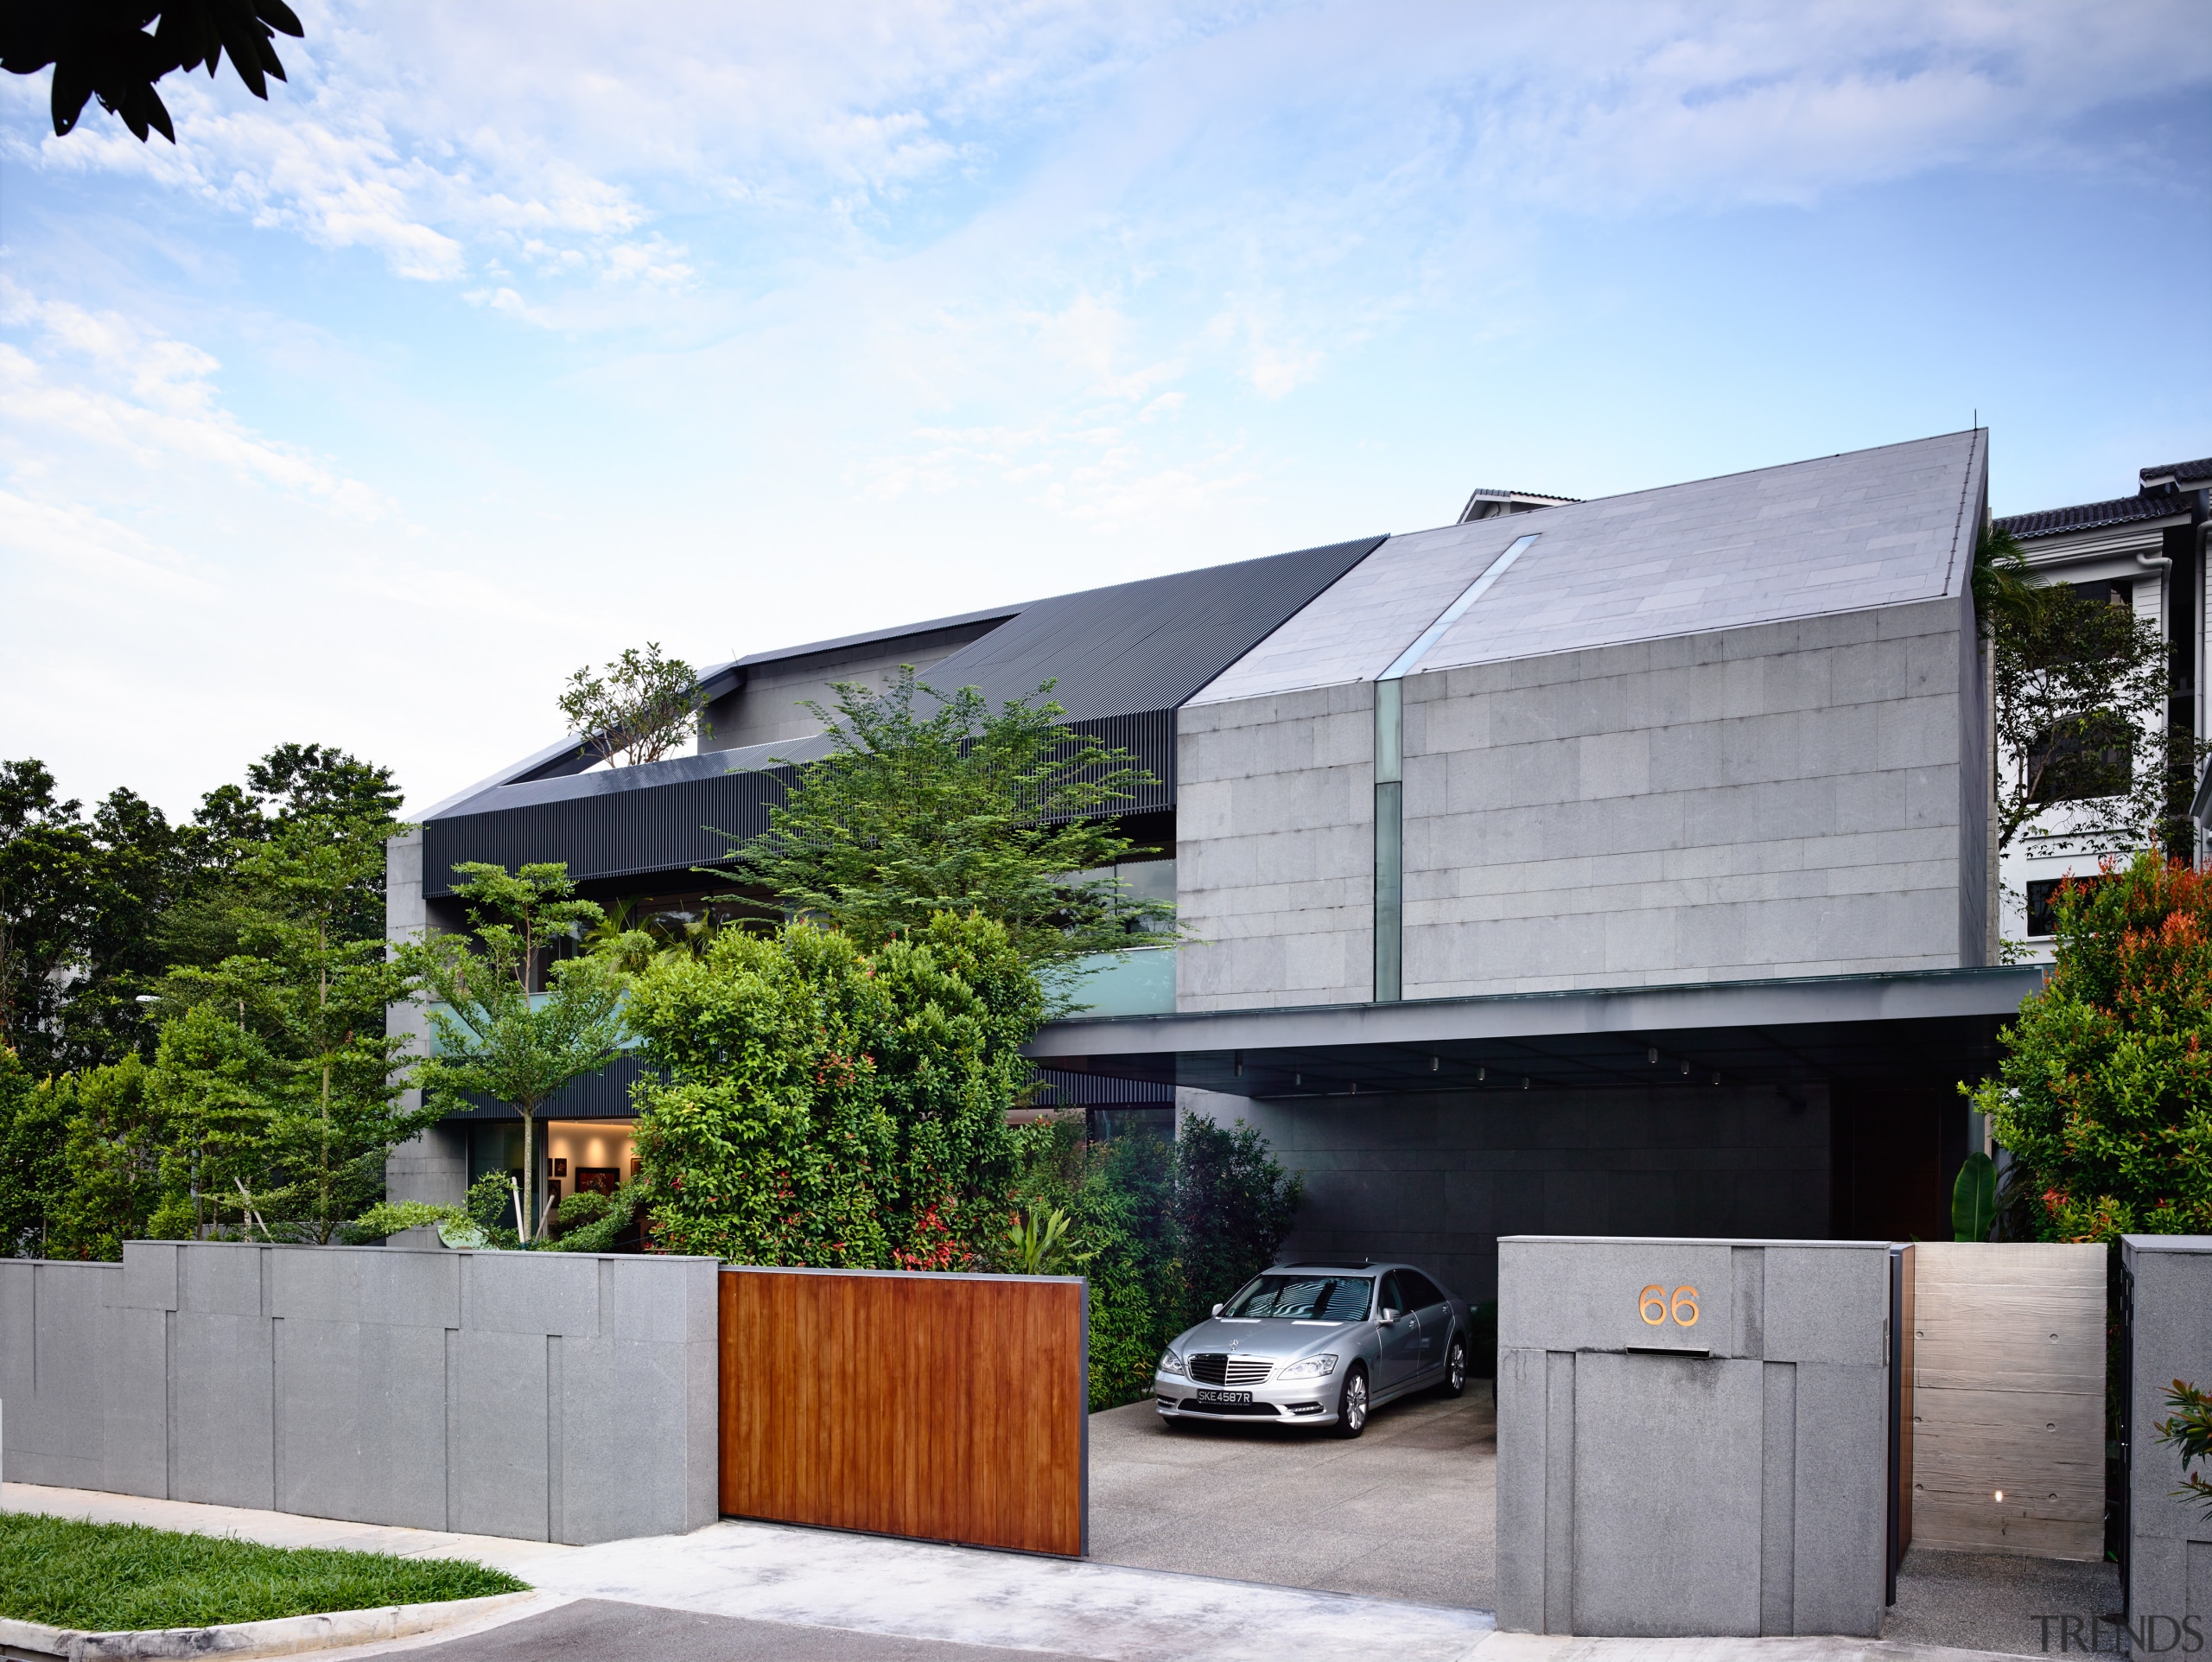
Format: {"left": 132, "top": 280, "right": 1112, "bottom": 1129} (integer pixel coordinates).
{"left": 1995, "top": 494, "right": 2204, "bottom": 959}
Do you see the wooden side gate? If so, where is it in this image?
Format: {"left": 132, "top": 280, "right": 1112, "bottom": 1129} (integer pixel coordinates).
{"left": 717, "top": 1265, "right": 1087, "bottom": 1557}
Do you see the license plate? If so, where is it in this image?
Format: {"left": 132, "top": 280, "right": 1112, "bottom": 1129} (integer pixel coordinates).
{"left": 1194, "top": 1389, "right": 1252, "bottom": 1404}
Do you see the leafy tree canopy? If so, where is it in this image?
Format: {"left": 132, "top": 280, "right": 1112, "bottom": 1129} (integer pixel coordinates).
{"left": 720, "top": 669, "right": 1173, "bottom": 1003}
{"left": 559, "top": 643, "right": 709, "bottom": 769}
{"left": 1972, "top": 853, "right": 2212, "bottom": 1241}
{"left": 0, "top": 0, "right": 302, "bottom": 143}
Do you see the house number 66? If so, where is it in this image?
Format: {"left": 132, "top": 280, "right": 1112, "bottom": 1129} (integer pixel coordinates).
{"left": 1638, "top": 1284, "right": 1700, "bottom": 1328}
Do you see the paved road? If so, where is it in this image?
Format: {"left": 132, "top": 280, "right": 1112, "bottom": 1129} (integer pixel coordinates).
{"left": 1089, "top": 1375, "right": 1498, "bottom": 1608}
{"left": 365, "top": 1600, "right": 1104, "bottom": 1661}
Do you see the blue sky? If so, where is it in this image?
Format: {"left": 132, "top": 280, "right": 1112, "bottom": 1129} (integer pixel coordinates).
{"left": 3, "top": 0, "right": 2208, "bottom": 818}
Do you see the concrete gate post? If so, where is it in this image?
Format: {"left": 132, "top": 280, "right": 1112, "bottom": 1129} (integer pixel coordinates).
{"left": 1496, "top": 1234, "right": 1892, "bottom": 1638}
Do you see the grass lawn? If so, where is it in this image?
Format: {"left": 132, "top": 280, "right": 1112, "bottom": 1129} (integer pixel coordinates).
{"left": 0, "top": 1512, "right": 528, "bottom": 1633}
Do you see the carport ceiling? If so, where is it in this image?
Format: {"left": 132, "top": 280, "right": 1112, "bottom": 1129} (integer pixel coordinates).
{"left": 1026, "top": 965, "right": 2044, "bottom": 1099}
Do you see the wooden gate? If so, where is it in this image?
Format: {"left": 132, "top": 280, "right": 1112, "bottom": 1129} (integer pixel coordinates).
{"left": 717, "top": 1266, "right": 1087, "bottom": 1557}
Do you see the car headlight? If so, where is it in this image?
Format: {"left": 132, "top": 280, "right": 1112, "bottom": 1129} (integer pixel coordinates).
{"left": 1277, "top": 1353, "right": 1338, "bottom": 1381}
{"left": 1157, "top": 1348, "right": 1185, "bottom": 1376}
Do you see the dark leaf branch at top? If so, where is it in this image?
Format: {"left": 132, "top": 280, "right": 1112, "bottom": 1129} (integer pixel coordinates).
{"left": 0, "top": 1, "right": 304, "bottom": 144}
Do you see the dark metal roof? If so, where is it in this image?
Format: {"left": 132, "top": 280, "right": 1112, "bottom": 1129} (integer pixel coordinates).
{"left": 1994, "top": 494, "right": 2191, "bottom": 540}
{"left": 419, "top": 710, "right": 1176, "bottom": 898}
{"left": 730, "top": 602, "right": 1029, "bottom": 672}
{"left": 2139, "top": 457, "right": 2212, "bottom": 487}
{"left": 913, "top": 536, "right": 1386, "bottom": 721}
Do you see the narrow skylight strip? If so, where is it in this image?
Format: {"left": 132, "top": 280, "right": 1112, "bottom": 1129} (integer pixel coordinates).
{"left": 1378, "top": 532, "right": 1540, "bottom": 682}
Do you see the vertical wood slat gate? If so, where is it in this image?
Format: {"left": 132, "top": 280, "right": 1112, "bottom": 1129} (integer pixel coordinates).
{"left": 718, "top": 1266, "right": 1087, "bottom": 1557}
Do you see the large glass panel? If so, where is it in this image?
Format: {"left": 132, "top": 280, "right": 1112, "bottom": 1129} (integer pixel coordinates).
{"left": 1373, "top": 779, "right": 1402, "bottom": 1003}
{"left": 1065, "top": 947, "right": 1176, "bottom": 1016}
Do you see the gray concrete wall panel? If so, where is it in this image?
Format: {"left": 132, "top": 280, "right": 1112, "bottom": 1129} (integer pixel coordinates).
{"left": 0, "top": 1241, "right": 717, "bottom": 1547}
{"left": 448, "top": 1326, "right": 550, "bottom": 1541}
{"left": 1569, "top": 1352, "right": 1764, "bottom": 1636}
{"left": 1497, "top": 1236, "right": 1891, "bottom": 1638}
{"left": 2123, "top": 1237, "right": 2212, "bottom": 1628}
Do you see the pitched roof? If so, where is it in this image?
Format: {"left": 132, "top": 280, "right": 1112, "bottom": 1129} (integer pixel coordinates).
{"left": 2140, "top": 457, "right": 2212, "bottom": 487}
{"left": 912, "top": 536, "right": 1383, "bottom": 721}
{"left": 1994, "top": 493, "right": 2191, "bottom": 540}
{"left": 1193, "top": 430, "right": 1984, "bottom": 705}
{"left": 422, "top": 536, "right": 1385, "bottom": 823}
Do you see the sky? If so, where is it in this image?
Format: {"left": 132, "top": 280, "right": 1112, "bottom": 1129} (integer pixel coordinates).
{"left": 3, "top": 0, "right": 2209, "bottom": 821}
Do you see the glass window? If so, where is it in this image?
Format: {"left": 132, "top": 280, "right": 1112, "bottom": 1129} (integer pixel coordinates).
{"left": 1223, "top": 1274, "right": 1376, "bottom": 1321}
{"left": 1377, "top": 1271, "right": 1404, "bottom": 1315}
{"left": 1397, "top": 1270, "right": 1445, "bottom": 1311}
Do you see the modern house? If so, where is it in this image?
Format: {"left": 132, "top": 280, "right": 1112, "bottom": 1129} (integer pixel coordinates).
{"left": 1991, "top": 456, "right": 2209, "bottom": 938}
{"left": 390, "top": 430, "right": 2044, "bottom": 1300}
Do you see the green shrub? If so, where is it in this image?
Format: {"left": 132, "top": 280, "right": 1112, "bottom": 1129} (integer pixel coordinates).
{"left": 1011, "top": 1111, "right": 1301, "bottom": 1410}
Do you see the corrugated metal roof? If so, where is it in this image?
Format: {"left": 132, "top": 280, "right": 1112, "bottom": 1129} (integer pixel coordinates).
{"left": 1193, "top": 431, "right": 1985, "bottom": 705}
{"left": 914, "top": 536, "right": 1385, "bottom": 720}
{"left": 1995, "top": 493, "right": 2191, "bottom": 540}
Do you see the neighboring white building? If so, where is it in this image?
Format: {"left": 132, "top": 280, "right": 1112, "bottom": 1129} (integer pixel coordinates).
{"left": 1990, "top": 456, "right": 2209, "bottom": 954}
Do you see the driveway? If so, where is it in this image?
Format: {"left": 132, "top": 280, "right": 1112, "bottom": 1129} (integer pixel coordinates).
{"left": 1087, "top": 1379, "right": 1497, "bottom": 1609}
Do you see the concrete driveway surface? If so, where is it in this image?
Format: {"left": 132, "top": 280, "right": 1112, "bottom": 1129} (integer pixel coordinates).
{"left": 1089, "top": 1376, "right": 1498, "bottom": 1608}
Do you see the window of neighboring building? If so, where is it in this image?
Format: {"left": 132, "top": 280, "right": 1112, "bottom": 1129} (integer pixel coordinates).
{"left": 2025, "top": 875, "right": 2107, "bottom": 939}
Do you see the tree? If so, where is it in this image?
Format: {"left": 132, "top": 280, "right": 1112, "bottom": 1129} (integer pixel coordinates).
{"left": 1970, "top": 852, "right": 2212, "bottom": 1241}
{"left": 559, "top": 644, "right": 710, "bottom": 768}
{"left": 403, "top": 863, "right": 626, "bottom": 1245}
{"left": 721, "top": 669, "right": 1173, "bottom": 1005}
{"left": 0, "top": 761, "right": 193, "bottom": 1073}
{"left": 1988, "top": 563, "right": 2204, "bottom": 857}
{"left": 629, "top": 911, "right": 1046, "bottom": 1268}
{"left": 151, "top": 813, "right": 435, "bottom": 1242}
{"left": 1171, "top": 1116, "right": 1303, "bottom": 1331}
{"left": 0, "top": 1045, "right": 69, "bottom": 1257}
{"left": 0, "top": 0, "right": 302, "bottom": 143}
{"left": 48, "top": 1054, "right": 168, "bottom": 1259}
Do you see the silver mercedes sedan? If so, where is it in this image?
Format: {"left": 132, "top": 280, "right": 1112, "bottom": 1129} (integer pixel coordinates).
{"left": 1154, "top": 1260, "right": 1471, "bottom": 1436}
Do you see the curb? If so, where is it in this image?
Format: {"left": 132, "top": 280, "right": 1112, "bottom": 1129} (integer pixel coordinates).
{"left": 0, "top": 1590, "right": 537, "bottom": 1661}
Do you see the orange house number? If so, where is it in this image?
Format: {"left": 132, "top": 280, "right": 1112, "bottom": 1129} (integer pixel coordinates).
{"left": 1637, "top": 1284, "right": 1700, "bottom": 1328}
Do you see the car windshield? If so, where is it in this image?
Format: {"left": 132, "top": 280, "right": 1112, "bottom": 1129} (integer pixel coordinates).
{"left": 1222, "top": 1274, "right": 1374, "bottom": 1321}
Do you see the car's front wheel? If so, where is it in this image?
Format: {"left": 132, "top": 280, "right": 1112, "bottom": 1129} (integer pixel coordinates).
{"left": 1440, "top": 1334, "right": 1469, "bottom": 1398}
{"left": 1332, "top": 1364, "right": 1370, "bottom": 1438}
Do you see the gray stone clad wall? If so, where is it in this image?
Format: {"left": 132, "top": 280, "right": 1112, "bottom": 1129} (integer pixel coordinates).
{"left": 1177, "top": 594, "right": 1986, "bottom": 1009}
{"left": 1184, "top": 1085, "right": 1830, "bottom": 1303}
{"left": 384, "top": 829, "right": 467, "bottom": 1213}
{"left": 2123, "top": 1236, "right": 2212, "bottom": 1631}
{"left": 1495, "top": 1235, "right": 1891, "bottom": 1638}
{"left": 1398, "top": 594, "right": 1985, "bottom": 997}
{"left": 0, "top": 1241, "right": 719, "bottom": 1545}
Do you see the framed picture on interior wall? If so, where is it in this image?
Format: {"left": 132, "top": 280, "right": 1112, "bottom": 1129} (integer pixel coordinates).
{"left": 630, "top": 1158, "right": 642, "bottom": 1178}
{"left": 576, "top": 1167, "right": 620, "bottom": 1196}
{"left": 551, "top": 1157, "right": 567, "bottom": 1177}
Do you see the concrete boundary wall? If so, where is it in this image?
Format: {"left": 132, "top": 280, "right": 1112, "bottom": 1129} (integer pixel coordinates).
{"left": 0, "top": 1241, "right": 719, "bottom": 1545}
{"left": 2124, "top": 1236, "right": 2212, "bottom": 1630}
